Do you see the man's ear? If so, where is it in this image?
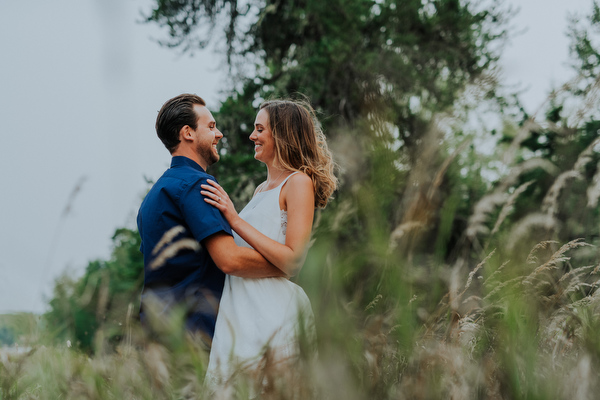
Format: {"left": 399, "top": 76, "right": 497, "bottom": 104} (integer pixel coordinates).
{"left": 179, "top": 125, "right": 194, "bottom": 142}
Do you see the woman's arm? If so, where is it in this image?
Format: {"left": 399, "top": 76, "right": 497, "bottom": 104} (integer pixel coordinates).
{"left": 201, "top": 174, "right": 314, "bottom": 276}
{"left": 203, "top": 232, "right": 288, "bottom": 278}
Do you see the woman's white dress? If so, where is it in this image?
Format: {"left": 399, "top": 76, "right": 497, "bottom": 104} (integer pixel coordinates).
{"left": 205, "top": 173, "right": 315, "bottom": 386}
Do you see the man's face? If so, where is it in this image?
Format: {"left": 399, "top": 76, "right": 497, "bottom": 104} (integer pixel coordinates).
{"left": 192, "top": 104, "right": 223, "bottom": 168}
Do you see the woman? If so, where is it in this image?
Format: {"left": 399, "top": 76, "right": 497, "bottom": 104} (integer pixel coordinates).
{"left": 201, "top": 99, "right": 337, "bottom": 387}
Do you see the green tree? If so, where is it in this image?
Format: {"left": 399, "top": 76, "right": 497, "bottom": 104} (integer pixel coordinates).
{"left": 0, "top": 327, "right": 14, "bottom": 346}
{"left": 44, "top": 228, "right": 143, "bottom": 352}
{"left": 145, "top": 0, "right": 510, "bottom": 264}
{"left": 147, "top": 0, "right": 508, "bottom": 135}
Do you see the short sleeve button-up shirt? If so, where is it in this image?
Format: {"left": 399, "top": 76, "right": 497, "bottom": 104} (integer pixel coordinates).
{"left": 137, "top": 156, "right": 232, "bottom": 339}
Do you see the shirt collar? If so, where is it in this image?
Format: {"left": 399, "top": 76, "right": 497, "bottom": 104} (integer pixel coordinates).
{"left": 170, "top": 156, "right": 206, "bottom": 172}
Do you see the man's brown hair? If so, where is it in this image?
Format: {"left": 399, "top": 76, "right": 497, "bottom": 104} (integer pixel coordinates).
{"left": 156, "top": 94, "right": 206, "bottom": 153}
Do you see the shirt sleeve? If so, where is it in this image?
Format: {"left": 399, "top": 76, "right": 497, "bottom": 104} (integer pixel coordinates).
{"left": 180, "top": 176, "right": 233, "bottom": 243}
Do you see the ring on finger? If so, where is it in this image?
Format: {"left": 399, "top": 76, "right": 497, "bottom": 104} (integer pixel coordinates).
{"left": 217, "top": 196, "right": 221, "bottom": 202}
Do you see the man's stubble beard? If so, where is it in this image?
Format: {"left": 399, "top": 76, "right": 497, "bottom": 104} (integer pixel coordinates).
{"left": 197, "top": 142, "right": 220, "bottom": 167}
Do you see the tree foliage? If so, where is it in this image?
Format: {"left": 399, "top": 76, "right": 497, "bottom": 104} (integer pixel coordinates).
{"left": 146, "top": 0, "right": 511, "bottom": 265}
{"left": 147, "top": 0, "right": 508, "bottom": 131}
{"left": 44, "top": 228, "right": 143, "bottom": 352}
{"left": 142, "top": 0, "right": 600, "bottom": 313}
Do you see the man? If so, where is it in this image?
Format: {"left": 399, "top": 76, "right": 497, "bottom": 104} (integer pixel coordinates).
{"left": 137, "top": 93, "right": 286, "bottom": 346}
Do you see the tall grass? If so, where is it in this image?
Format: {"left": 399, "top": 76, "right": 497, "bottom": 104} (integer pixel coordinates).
{"left": 3, "top": 234, "right": 599, "bottom": 399}
{"left": 3, "top": 90, "right": 600, "bottom": 400}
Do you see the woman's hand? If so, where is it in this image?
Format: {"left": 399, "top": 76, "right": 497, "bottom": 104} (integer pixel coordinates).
{"left": 201, "top": 179, "right": 240, "bottom": 226}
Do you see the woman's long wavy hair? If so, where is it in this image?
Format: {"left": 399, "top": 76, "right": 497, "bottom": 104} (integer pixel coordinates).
{"left": 260, "top": 99, "right": 338, "bottom": 208}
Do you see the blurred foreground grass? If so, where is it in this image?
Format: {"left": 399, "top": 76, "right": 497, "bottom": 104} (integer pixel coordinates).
{"left": 4, "top": 122, "right": 600, "bottom": 398}
{"left": 4, "top": 121, "right": 600, "bottom": 399}
{"left": 2, "top": 233, "right": 600, "bottom": 399}
{"left": 4, "top": 71, "right": 600, "bottom": 400}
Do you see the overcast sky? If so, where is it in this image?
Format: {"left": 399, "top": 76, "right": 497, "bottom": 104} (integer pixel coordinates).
{"left": 0, "top": 0, "right": 593, "bottom": 314}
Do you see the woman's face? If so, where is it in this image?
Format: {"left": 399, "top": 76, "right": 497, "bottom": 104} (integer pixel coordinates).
{"left": 250, "top": 108, "right": 276, "bottom": 165}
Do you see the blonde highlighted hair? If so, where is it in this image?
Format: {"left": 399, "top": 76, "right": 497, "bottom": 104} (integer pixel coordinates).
{"left": 260, "top": 99, "right": 338, "bottom": 208}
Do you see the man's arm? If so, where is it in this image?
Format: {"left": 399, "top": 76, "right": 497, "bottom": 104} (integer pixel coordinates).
{"left": 203, "top": 232, "right": 288, "bottom": 278}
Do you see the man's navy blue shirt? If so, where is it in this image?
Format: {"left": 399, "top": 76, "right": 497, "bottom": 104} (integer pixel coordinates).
{"left": 137, "top": 156, "right": 232, "bottom": 339}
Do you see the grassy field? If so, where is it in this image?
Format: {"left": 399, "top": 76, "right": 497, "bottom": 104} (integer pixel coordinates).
{"left": 2, "top": 234, "right": 600, "bottom": 399}
{"left": 3, "top": 89, "right": 600, "bottom": 400}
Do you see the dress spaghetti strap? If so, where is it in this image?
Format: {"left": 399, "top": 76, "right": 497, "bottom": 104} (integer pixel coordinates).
{"left": 279, "top": 171, "right": 300, "bottom": 187}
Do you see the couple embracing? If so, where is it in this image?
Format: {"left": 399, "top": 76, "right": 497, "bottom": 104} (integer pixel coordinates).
{"left": 136, "top": 93, "right": 337, "bottom": 389}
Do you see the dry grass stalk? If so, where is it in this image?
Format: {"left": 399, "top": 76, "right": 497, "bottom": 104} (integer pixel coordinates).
{"left": 568, "top": 296, "right": 594, "bottom": 310}
{"left": 466, "top": 193, "right": 507, "bottom": 239}
{"left": 78, "top": 272, "right": 103, "bottom": 307}
{"left": 543, "top": 73, "right": 600, "bottom": 127}
{"left": 450, "top": 250, "right": 495, "bottom": 314}
{"left": 542, "top": 170, "right": 581, "bottom": 218}
{"left": 544, "top": 311, "right": 575, "bottom": 359}
{"left": 526, "top": 240, "right": 559, "bottom": 265}
{"left": 461, "top": 295, "right": 482, "bottom": 306}
{"left": 497, "top": 158, "right": 559, "bottom": 192}
{"left": 557, "top": 264, "right": 596, "bottom": 285}
{"left": 60, "top": 175, "right": 88, "bottom": 218}
{"left": 142, "top": 342, "right": 172, "bottom": 391}
{"left": 448, "top": 258, "right": 466, "bottom": 312}
{"left": 329, "top": 199, "right": 356, "bottom": 232}
{"left": 565, "top": 280, "right": 600, "bottom": 296}
{"left": 123, "top": 302, "right": 134, "bottom": 355}
{"left": 490, "top": 180, "right": 534, "bottom": 236}
{"left": 483, "top": 276, "right": 526, "bottom": 302}
{"left": 526, "top": 239, "right": 591, "bottom": 283}
{"left": 149, "top": 239, "right": 202, "bottom": 270}
{"left": 426, "top": 138, "right": 472, "bottom": 202}
{"left": 463, "top": 249, "right": 496, "bottom": 296}
{"left": 467, "top": 159, "right": 555, "bottom": 242}
{"left": 389, "top": 221, "right": 425, "bottom": 247}
{"left": 587, "top": 161, "right": 600, "bottom": 208}
{"left": 542, "top": 137, "right": 600, "bottom": 218}
{"left": 96, "top": 271, "right": 110, "bottom": 323}
{"left": 502, "top": 119, "right": 540, "bottom": 166}
{"left": 529, "top": 73, "right": 582, "bottom": 120}
{"left": 365, "top": 294, "right": 383, "bottom": 311}
{"left": 395, "top": 118, "right": 447, "bottom": 242}
{"left": 569, "top": 355, "right": 593, "bottom": 400}
{"left": 397, "top": 341, "right": 479, "bottom": 400}
{"left": 572, "top": 74, "right": 600, "bottom": 126}
{"left": 482, "top": 260, "right": 510, "bottom": 288}
{"left": 152, "top": 225, "right": 187, "bottom": 256}
{"left": 456, "top": 314, "right": 481, "bottom": 351}
{"left": 573, "top": 137, "right": 600, "bottom": 172}
{"left": 506, "top": 213, "right": 558, "bottom": 253}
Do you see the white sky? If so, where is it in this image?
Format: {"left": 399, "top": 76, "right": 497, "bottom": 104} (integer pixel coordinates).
{"left": 0, "top": 0, "right": 593, "bottom": 314}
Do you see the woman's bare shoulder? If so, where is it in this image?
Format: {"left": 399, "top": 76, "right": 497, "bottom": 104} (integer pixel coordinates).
{"left": 281, "top": 172, "right": 313, "bottom": 209}
{"left": 285, "top": 171, "right": 312, "bottom": 190}
{"left": 283, "top": 172, "right": 313, "bottom": 199}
